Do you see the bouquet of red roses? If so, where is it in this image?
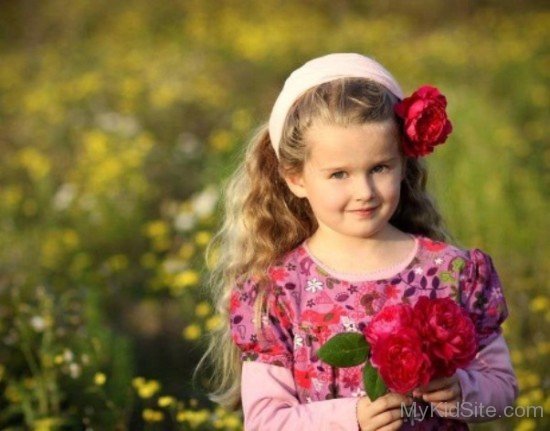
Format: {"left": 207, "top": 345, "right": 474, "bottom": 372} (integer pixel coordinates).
{"left": 317, "top": 297, "right": 477, "bottom": 400}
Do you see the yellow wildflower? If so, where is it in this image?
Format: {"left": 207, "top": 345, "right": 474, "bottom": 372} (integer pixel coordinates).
{"left": 94, "top": 372, "right": 106, "bottom": 386}
{"left": 530, "top": 295, "right": 549, "bottom": 313}
{"left": 209, "top": 129, "right": 233, "bottom": 152}
{"left": 132, "top": 376, "right": 145, "bottom": 388}
{"left": 195, "top": 302, "right": 212, "bottom": 317}
{"left": 62, "top": 229, "right": 80, "bottom": 249}
{"left": 142, "top": 408, "right": 164, "bottom": 422}
{"left": 158, "top": 396, "right": 176, "bottom": 407}
{"left": 515, "top": 419, "right": 536, "bottom": 431}
{"left": 195, "top": 231, "right": 211, "bottom": 246}
{"left": 145, "top": 220, "right": 169, "bottom": 239}
{"left": 19, "top": 148, "right": 51, "bottom": 180}
{"left": 32, "top": 418, "right": 69, "bottom": 431}
{"left": 176, "top": 411, "right": 187, "bottom": 422}
{"left": 174, "top": 270, "right": 200, "bottom": 288}
{"left": 511, "top": 349, "right": 523, "bottom": 364}
{"left": 206, "top": 246, "right": 220, "bottom": 269}
{"left": 206, "top": 315, "right": 222, "bottom": 331}
{"left": 528, "top": 388, "right": 543, "bottom": 402}
{"left": 222, "top": 415, "right": 241, "bottom": 428}
{"left": 183, "top": 324, "right": 202, "bottom": 341}
{"left": 178, "top": 409, "right": 210, "bottom": 427}
{"left": 133, "top": 378, "right": 161, "bottom": 399}
{"left": 179, "top": 243, "right": 195, "bottom": 260}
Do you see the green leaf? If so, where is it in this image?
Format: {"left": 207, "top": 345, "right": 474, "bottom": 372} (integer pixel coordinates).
{"left": 363, "top": 362, "right": 387, "bottom": 401}
{"left": 440, "top": 271, "right": 455, "bottom": 283}
{"left": 451, "top": 257, "right": 465, "bottom": 272}
{"left": 317, "top": 332, "right": 369, "bottom": 367}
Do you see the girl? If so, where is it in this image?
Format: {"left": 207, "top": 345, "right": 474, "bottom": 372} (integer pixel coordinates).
{"left": 203, "top": 53, "right": 518, "bottom": 430}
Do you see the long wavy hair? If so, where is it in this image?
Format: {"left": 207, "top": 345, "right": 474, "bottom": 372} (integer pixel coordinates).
{"left": 198, "top": 78, "right": 450, "bottom": 409}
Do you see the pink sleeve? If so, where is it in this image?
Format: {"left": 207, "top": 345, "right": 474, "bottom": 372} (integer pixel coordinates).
{"left": 462, "top": 249, "right": 509, "bottom": 348}
{"left": 456, "top": 334, "right": 519, "bottom": 422}
{"left": 241, "top": 361, "right": 360, "bottom": 431}
{"left": 229, "top": 278, "right": 294, "bottom": 368}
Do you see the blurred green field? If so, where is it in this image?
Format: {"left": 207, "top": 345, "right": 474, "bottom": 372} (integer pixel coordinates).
{"left": 0, "top": 1, "right": 548, "bottom": 430}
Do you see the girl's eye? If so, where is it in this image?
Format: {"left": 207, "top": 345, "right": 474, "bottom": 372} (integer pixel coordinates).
{"left": 371, "top": 165, "right": 389, "bottom": 174}
{"left": 329, "top": 171, "right": 348, "bottom": 179}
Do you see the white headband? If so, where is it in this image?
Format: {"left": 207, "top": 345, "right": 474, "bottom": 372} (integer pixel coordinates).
{"left": 268, "top": 53, "right": 404, "bottom": 158}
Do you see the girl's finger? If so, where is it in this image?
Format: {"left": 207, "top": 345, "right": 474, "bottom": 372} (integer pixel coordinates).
{"left": 419, "top": 376, "right": 454, "bottom": 392}
{"left": 423, "top": 385, "right": 460, "bottom": 402}
{"left": 368, "top": 407, "right": 405, "bottom": 430}
{"left": 370, "top": 393, "right": 412, "bottom": 416}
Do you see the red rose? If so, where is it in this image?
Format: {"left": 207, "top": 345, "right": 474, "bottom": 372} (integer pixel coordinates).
{"left": 414, "top": 296, "right": 477, "bottom": 377}
{"left": 364, "top": 304, "right": 414, "bottom": 345}
{"left": 394, "top": 85, "right": 453, "bottom": 157}
{"left": 294, "top": 368, "right": 316, "bottom": 389}
{"left": 418, "top": 236, "right": 447, "bottom": 252}
{"left": 370, "top": 329, "right": 433, "bottom": 394}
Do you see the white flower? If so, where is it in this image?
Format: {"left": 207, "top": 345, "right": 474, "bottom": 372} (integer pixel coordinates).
{"left": 341, "top": 316, "right": 358, "bottom": 332}
{"left": 351, "top": 388, "right": 366, "bottom": 397}
{"left": 30, "top": 316, "right": 46, "bottom": 332}
{"left": 294, "top": 335, "right": 304, "bottom": 348}
{"left": 177, "top": 132, "right": 200, "bottom": 156}
{"left": 63, "top": 349, "right": 74, "bottom": 362}
{"left": 306, "top": 278, "right": 323, "bottom": 293}
{"left": 162, "top": 258, "right": 186, "bottom": 274}
{"left": 414, "top": 267, "right": 424, "bottom": 275}
{"left": 53, "top": 183, "right": 77, "bottom": 211}
{"left": 312, "top": 379, "right": 322, "bottom": 391}
{"left": 434, "top": 257, "right": 444, "bottom": 265}
{"left": 69, "top": 362, "right": 81, "bottom": 379}
{"left": 96, "top": 112, "right": 139, "bottom": 136}
{"left": 191, "top": 186, "right": 219, "bottom": 218}
{"left": 174, "top": 211, "right": 195, "bottom": 231}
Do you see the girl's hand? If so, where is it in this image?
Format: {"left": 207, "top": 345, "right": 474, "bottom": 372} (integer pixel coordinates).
{"left": 356, "top": 392, "right": 412, "bottom": 431}
{"left": 413, "top": 374, "right": 462, "bottom": 417}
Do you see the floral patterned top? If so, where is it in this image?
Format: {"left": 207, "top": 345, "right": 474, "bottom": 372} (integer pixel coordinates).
{"left": 229, "top": 235, "right": 509, "bottom": 429}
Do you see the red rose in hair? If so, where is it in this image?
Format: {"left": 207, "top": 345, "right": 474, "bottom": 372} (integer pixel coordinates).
{"left": 370, "top": 329, "right": 432, "bottom": 394}
{"left": 394, "top": 85, "right": 453, "bottom": 157}
{"left": 414, "top": 296, "right": 477, "bottom": 377}
{"left": 363, "top": 304, "right": 414, "bottom": 345}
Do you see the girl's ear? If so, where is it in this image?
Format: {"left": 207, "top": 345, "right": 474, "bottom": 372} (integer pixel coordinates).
{"left": 284, "top": 173, "right": 308, "bottom": 199}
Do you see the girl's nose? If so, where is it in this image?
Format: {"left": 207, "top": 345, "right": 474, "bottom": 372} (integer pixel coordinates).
{"left": 354, "top": 175, "right": 376, "bottom": 201}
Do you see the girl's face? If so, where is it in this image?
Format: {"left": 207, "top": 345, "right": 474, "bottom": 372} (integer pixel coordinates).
{"left": 285, "top": 120, "right": 405, "bottom": 243}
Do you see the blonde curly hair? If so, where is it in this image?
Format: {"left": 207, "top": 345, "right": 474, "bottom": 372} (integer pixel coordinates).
{"left": 198, "top": 78, "right": 450, "bottom": 409}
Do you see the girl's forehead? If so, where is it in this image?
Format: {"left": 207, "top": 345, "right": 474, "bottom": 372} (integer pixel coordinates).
{"left": 304, "top": 121, "right": 401, "bottom": 166}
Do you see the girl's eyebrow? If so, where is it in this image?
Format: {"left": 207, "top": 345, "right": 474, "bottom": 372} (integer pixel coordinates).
{"left": 320, "top": 157, "right": 399, "bottom": 171}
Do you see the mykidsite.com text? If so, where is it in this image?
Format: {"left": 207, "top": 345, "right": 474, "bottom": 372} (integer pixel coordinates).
{"left": 401, "top": 401, "right": 543, "bottom": 422}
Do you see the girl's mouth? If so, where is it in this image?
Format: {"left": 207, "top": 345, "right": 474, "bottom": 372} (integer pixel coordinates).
{"left": 349, "top": 206, "right": 379, "bottom": 216}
